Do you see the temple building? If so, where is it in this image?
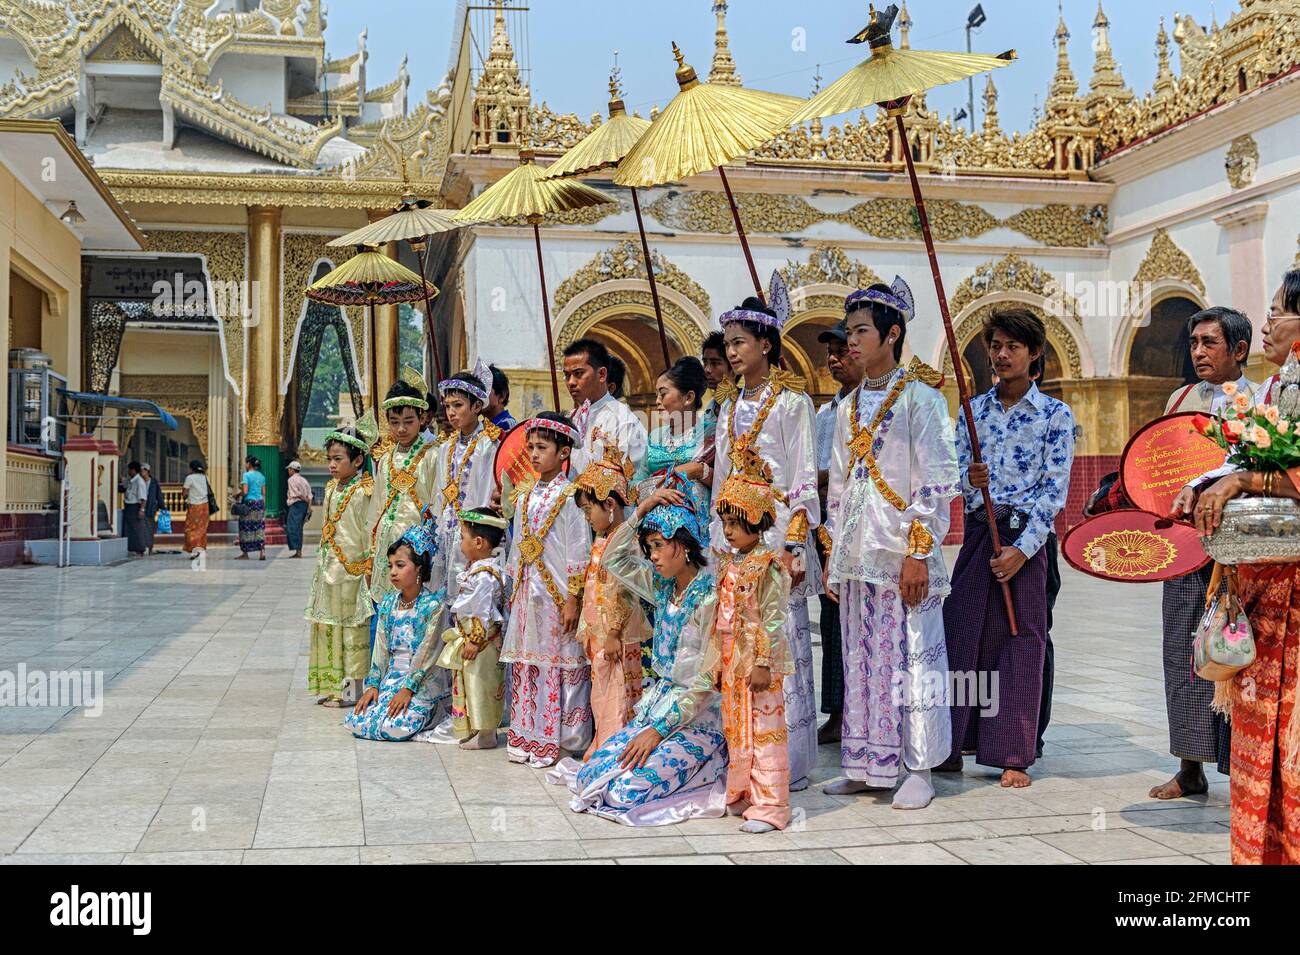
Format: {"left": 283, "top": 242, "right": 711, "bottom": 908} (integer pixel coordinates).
{"left": 1, "top": 0, "right": 1299, "bottom": 561}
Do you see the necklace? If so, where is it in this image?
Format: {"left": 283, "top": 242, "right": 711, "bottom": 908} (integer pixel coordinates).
{"left": 396, "top": 593, "right": 418, "bottom": 611}
{"left": 741, "top": 376, "right": 769, "bottom": 400}
{"left": 862, "top": 367, "right": 897, "bottom": 390}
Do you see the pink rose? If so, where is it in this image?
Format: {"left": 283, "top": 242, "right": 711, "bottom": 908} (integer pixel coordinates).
{"left": 1233, "top": 393, "right": 1252, "bottom": 412}
{"left": 1279, "top": 420, "right": 1292, "bottom": 435}
{"left": 1224, "top": 419, "right": 1246, "bottom": 437}
{"left": 1254, "top": 427, "right": 1272, "bottom": 449}
{"left": 1222, "top": 381, "right": 1238, "bottom": 397}
{"left": 1265, "top": 406, "right": 1281, "bottom": 425}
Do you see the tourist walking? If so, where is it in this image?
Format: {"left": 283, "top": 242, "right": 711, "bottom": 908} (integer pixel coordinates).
{"left": 237, "top": 455, "right": 267, "bottom": 561}
{"left": 285, "top": 460, "right": 312, "bottom": 558}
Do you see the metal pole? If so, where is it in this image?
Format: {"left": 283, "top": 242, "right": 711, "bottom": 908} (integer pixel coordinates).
{"left": 966, "top": 27, "right": 976, "bottom": 133}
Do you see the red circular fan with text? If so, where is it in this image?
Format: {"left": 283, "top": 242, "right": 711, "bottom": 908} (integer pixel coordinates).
{"left": 493, "top": 423, "right": 570, "bottom": 493}
{"left": 1062, "top": 508, "right": 1209, "bottom": 584}
{"left": 1120, "top": 412, "right": 1227, "bottom": 518}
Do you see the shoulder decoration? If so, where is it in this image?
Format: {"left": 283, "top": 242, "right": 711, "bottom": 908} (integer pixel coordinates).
{"left": 904, "top": 356, "right": 944, "bottom": 389}
{"left": 713, "top": 376, "right": 740, "bottom": 405}
{"left": 770, "top": 368, "right": 807, "bottom": 394}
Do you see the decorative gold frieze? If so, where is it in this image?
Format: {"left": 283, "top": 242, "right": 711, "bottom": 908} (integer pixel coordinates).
{"left": 778, "top": 245, "right": 882, "bottom": 294}
{"left": 949, "top": 253, "right": 1081, "bottom": 325}
{"left": 1225, "top": 134, "right": 1260, "bottom": 189}
{"left": 553, "top": 240, "right": 710, "bottom": 318}
{"left": 1130, "top": 228, "right": 1206, "bottom": 295}
{"left": 1002, "top": 204, "right": 1108, "bottom": 249}
{"left": 86, "top": 23, "right": 159, "bottom": 63}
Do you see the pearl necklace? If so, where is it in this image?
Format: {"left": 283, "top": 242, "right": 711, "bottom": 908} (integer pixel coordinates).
{"left": 862, "top": 367, "right": 897, "bottom": 390}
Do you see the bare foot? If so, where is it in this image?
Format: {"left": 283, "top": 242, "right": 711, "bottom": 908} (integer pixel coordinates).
{"left": 235, "top": 553, "right": 249, "bottom": 560}
{"left": 818, "top": 713, "right": 842, "bottom": 745}
{"left": 1148, "top": 768, "right": 1208, "bottom": 800}
{"left": 259, "top": 551, "right": 266, "bottom": 561}
{"left": 1000, "top": 768, "right": 1031, "bottom": 788}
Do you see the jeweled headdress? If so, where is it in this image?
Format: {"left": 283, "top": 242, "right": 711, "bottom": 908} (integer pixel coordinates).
{"left": 715, "top": 445, "right": 779, "bottom": 526}
{"left": 523, "top": 415, "right": 580, "bottom": 445}
{"left": 844, "top": 274, "right": 915, "bottom": 323}
{"left": 642, "top": 471, "right": 708, "bottom": 547}
{"left": 438, "top": 358, "right": 493, "bottom": 406}
{"left": 574, "top": 441, "right": 636, "bottom": 505}
{"left": 323, "top": 408, "right": 380, "bottom": 455}
{"left": 719, "top": 269, "right": 791, "bottom": 332}
{"left": 398, "top": 519, "right": 438, "bottom": 557}
{"left": 382, "top": 365, "right": 431, "bottom": 412}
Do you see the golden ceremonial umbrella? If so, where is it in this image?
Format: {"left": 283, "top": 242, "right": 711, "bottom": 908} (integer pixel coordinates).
{"left": 451, "top": 150, "right": 615, "bottom": 410}
{"left": 788, "top": 2, "right": 1019, "bottom": 632}
{"left": 544, "top": 75, "right": 672, "bottom": 368}
{"left": 305, "top": 249, "right": 438, "bottom": 415}
{"left": 329, "top": 194, "right": 480, "bottom": 384}
{"left": 613, "top": 43, "right": 802, "bottom": 302}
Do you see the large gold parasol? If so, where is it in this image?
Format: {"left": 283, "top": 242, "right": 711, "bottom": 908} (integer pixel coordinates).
{"left": 613, "top": 43, "right": 802, "bottom": 301}
{"left": 789, "top": 2, "right": 1018, "bottom": 632}
{"left": 328, "top": 194, "right": 480, "bottom": 383}
{"left": 544, "top": 75, "right": 672, "bottom": 367}
{"left": 452, "top": 150, "right": 614, "bottom": 410}
{"left": 305, "top": 249, "right": 437, "bottom": 415}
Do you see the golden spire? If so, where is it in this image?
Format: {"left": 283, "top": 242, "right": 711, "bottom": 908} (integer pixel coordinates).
{"left": 898, "top": 0, "right": 913, "bottom": 50}
{"left": 471, "top": 0, "right": 532, "bottom": 152}
{"left": 1046, "top": 4, "right": 1079, "bottom": 111}
{"left": 1086, "top": 1, "right": 1132, "bottom": 103}
{"left": 1153, "top": 17, "right": 1176, "bottom": 101}
{"left": 707, "top": 1, "right": 742, "bottom": 86}
{"left": 982, "top": 73, "right": 1001, "bottom": 138}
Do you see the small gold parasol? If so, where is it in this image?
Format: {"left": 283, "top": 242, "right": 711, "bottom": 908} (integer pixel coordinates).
{"left": 452, "top": 150, "right": 614, "bottom": 410}
{"left": 328, "top": 193, "right": 481, "bottom": 383}
{"left": 788, "top": 2, "right": 1018, "bottom": 633}
{"left": 544, "top": 72, "right": 672, "bottom": 367}
{"left": 613, "top": 43, "right": 802, "bottom": 301}
{"left": 305, "top": 249, "right": 438, "bottom": 415}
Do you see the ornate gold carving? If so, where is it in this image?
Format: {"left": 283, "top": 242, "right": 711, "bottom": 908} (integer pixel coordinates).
{"left": 86, "top": 24, "right": 158, "bottom": 63}
{"left": 245, "top": 406, "right": 278, "bottom": 447}
{"left": 118, "top": 374, "right": 210, "bottom": 457}
{"left": 645, "top": 192, "right": 825, "bottom": 235}
{"left": 1225, "top": 134, "right": 1259, "bottom": 189}
{"left": 1002, "top": 204, "right": 1108, "bottom": 249}
{"left": 500, "top": 201, "right": 622, "bottom": 228}
{"left": 471, "top": 0, "right": 531, "bottom": 152}
{"left": 838, "top": 197, "right": 998, "bottom": 242}
{"left": 554, "top": 289, "right": 706, "bottom": 365}
{"left": 553, "top": 239, "right": 710, "bottom": 317}
{"left": 143, "top": 229, "right": 247, "bottom": 389}
{"left": 949, "top": 253, "right": 1080, "bottom": 323}
{"left": 1131, "top": 227, "right": 1206, "bottom": 295}
{"left": 707, "top": 1, "right": 742, "bottom": 87}
{"left": 778, "top": 245, "right": 882, "bottom": 294}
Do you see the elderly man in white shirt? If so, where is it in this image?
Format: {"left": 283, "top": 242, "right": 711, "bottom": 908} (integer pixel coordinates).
{"left": 563, "top": 337, "right": 648, "bottom": 477}
{"left": 121, "top": 460, "right": 149, "bottom": 556}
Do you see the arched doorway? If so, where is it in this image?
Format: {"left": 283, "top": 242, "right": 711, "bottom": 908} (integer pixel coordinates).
{"left": 784, "top": 311, "right": 840, "bottom": 402}
{"left": 578, "top": 312, "right": 687, "bottom": 412}
{"left": 1126, "top": 294, "right": 1200, "bottom": 432}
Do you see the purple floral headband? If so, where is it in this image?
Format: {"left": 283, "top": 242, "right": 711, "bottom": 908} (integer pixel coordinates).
{"left": 437, "top": 358, "right": 493, "bottom": 405}
{"left": 719, "top": 269, "right": 792, "bottom": 332}
{"left": 845, "top": 275, "right": 915, "bottom": 323}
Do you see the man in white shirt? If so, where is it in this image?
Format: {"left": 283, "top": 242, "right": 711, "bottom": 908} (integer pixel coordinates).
{"left": 122, "top": 460, "right": 149, "bottom": 556}
{"left": 562, "top": 338, "right": 648, "bottom": 476}
{"left": 814, "top": 319, "right": 861, "bottom": 745}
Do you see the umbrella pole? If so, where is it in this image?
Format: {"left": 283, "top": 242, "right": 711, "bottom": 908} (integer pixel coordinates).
{"left": 368, "top": 302, "right": 380, "bottom": 416}
{"left": 630, "top": 186, "right": 672, "bottom": 369}
{"left": 413, "top": 243, "right": 445, "bottom": 383}
{"left": 893, "top": 112, "right": 1018, "bottom": 636}
{"left": 716, "top": 165, "right": 765, "bottom": 303}
{"left": 531, "top": 221, "right": 562, "bottom": 411}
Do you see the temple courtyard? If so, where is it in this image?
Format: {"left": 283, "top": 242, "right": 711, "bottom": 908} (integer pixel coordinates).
{"left": 0, "top": 547, "right": 1231, "bottom": 865}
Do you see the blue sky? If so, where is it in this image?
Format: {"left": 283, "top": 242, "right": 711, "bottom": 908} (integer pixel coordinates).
{"left": 324, "top": 1, "right": 1221, "bottom": 135}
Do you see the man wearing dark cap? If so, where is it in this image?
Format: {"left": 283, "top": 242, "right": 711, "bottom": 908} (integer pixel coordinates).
{"left": 815, "top": 319, "right": 862, "bottom": 744}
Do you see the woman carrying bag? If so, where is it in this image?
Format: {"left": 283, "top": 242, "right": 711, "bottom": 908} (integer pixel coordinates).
{"left": 183, "top": 460, "right": 212, "bottom": 559}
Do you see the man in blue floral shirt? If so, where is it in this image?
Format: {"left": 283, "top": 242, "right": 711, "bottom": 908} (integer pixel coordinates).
{"left": 940, "top": 308, "right": 1075, "bottom": 789}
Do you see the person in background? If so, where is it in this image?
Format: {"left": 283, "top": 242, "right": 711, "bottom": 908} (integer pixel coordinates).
{"left": 285, "top": 460, "right": 313, "bottom": 558}
{"left": 814, "top": 319, "right": 862, "bottom": 745}
{"left": 607, "top": 354, "right": 627, "bottom": 400}
{"left": 122, "top": 460, "right": 149, "bottom": 557}
{"left": 485, "top": 364, "right": 516, "bottom": 431}
{"left": 141, "top": 462, "right": 163, "bottom": 555}
{"left": 696, "top": 331, "right": 729, "bottom": 470}
{"left": 182, "top": 460, "right": 210, "bottom": 560}
{"left": 236, "top": 455, "right": 267, "bottom": 561}
{"left": 564, "top": 338, "right": 648, "bottom": 476}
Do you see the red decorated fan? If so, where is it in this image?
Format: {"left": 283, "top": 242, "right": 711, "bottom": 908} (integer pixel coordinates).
{"left": 1062, "top": 509, "right": 1209, "bottom": 584}
{"left": 1120, "top": 412, "right": 1227, "bottom": 518}
{"left": 492, "top": 423, "right": 570, "bottom": 493}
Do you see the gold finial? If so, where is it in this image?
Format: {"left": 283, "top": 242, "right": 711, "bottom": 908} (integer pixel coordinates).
{"left": 671, "top": 41, "right": 699, "bottom": 89}
{"left": 672, "top": 41, "right": 685, "bottom": 68}
{"left": 708, "top": 1, "right": 742, "bottom": 86}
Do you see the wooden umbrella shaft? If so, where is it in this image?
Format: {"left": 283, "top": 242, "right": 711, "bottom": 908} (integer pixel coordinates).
{"left": 630, "top": 186, "right": 672, "bottom": 369}
{"left": 414, "top": 243, "right": 445, "bottom": 384}
{"left": 532, "top": 222, "right": 562, "bottom": 411}
{"left": 716, "top": 165, "right": 765, "bottom": 303}
{"left": 893, "top": 113, "right": 1018, "bottom": 636}
{"left": 368, "top": 302, "right": 379, "bottom": 416}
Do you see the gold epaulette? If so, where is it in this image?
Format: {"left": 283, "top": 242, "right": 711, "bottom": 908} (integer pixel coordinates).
{"left": 905, "top": 357, "right": 944, "bottom": 389}
{"left": 358, "top": 472, "right": 375, "bottom": 495}
{"left": 714, "top": 376, "right": 740, "bottom": 405}
{"left": 483, "top": 421, "right": 504, "bottom": 443}
{"left": 325, "top": 477, "right": 338, "bottom": 494}
{"left": 770, "top": 368, "right": 807, "bottom": 394}
{"left": 509, "top": 473, "right": 538, "bottom": 511}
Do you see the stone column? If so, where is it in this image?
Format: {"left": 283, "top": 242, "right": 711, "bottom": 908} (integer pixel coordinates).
{"left": 1213, "top": 202, "right": 1273, "bottom": 380}
{"left": 245, "top": 205, "right": 284, "bottom": 517}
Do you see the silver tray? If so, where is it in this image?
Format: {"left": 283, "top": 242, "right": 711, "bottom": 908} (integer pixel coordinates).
{"left": 1202, "top": 496, "right": 1300, "bottom": 565}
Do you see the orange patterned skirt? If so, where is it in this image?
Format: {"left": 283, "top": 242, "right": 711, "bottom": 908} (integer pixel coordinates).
{"left": 1230, "top": 563, "right": 1300, "bottom": 865}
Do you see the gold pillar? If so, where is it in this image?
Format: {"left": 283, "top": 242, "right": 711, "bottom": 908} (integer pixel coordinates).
{"left": 1058, "top": 377, "right": 1131, "bottom": 455}
{"left": 246, "top": 204, "right": 285, "bottom": 514}
{"left": 368, "top": 209, "right": 402, "bottom": 402}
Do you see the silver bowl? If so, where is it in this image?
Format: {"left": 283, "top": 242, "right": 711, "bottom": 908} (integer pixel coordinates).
{"left": 1202, "top": 496, "right": 1300, "bottom": 565}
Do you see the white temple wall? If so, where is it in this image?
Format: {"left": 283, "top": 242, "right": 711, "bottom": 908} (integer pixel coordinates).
{"left": 210, "top": 55, "right": 288, "bottom": 115}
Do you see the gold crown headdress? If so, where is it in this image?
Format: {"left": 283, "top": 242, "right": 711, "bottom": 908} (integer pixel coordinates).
{"left": 382, "top": 365, "right": 431, "bottom": 412}
{"left": 575, "top": 441, "right": 637, "bottom": 505}
{"left": 715, "top": 444, "right": 780, "bottom": 525}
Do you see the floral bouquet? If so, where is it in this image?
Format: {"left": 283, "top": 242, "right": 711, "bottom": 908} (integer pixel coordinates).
{"left": 1192, "top": 380, "right": 1300, "bottom": 472}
